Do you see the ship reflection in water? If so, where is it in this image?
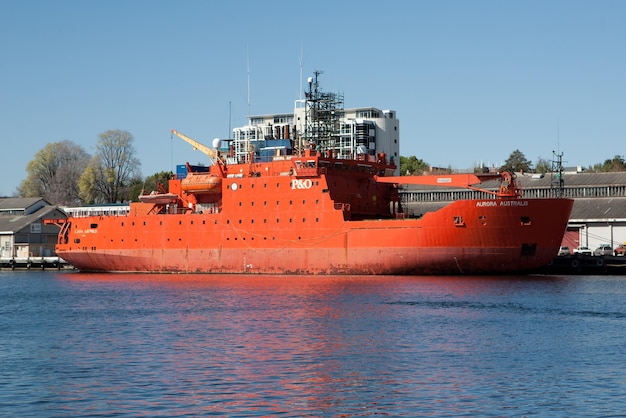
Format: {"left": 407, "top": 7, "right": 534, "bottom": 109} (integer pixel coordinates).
{"left": 1, "top": 272, "right": 625, "bottom": 416}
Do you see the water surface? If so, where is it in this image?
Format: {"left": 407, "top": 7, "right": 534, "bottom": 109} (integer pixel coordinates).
{"left": 1, "top": 271, "right": 625, "bottom": 416}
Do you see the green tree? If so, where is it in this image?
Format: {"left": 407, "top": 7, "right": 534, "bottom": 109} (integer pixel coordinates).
{"left": 78, "top": 164, "right": 98, "bottom": 205}
{"left": 18, "top": 140, "right": 90, "bottom": 205}
{"left": 501, "top": 149, "right": 532, "bottom": 173}
{"left": 535, "top": 157, "right": 552, "bottom": 174}
{"left": 400, "top": 156, "right": 429, "bottom": 175}
{"left": 597, "top": 155, "right": 626, "bottom": 172}
{"left": 79, "top": 130, "right": 142, "bottom": 204}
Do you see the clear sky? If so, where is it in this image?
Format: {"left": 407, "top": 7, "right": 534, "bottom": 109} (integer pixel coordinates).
{"left": 2, "top": 0, "right": 625, "bottom": 196}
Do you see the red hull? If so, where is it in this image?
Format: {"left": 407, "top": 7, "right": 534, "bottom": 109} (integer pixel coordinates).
{"left": 53, "top": 188, "right": 573, "bottom": 275}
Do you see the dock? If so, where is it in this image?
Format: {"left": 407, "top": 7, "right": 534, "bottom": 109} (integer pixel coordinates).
{"left": 0, "top": 256, "right": 70, "bottom": 270}
{"left": 537, "top": 255, "right": 626, "bottom": 275}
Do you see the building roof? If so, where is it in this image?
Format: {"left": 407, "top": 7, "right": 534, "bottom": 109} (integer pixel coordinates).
{"left": 0, "top": 197, "right": 50, "bottom": 212}
{"left": 570, "top": 197, "right": 626, "bottom": 221}
{"left": 0, "top": 197, "right": 63, "bottom": 234}
{"left": 515, "top": 171, "right": 626, "bottom": 188}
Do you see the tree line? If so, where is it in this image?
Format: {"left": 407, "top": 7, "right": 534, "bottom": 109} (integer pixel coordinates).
{"left": 18, "top": 129, "right": 171, "bottom": 206}
{"left": 400, "top": 150, "right": 626, "bottom": 176}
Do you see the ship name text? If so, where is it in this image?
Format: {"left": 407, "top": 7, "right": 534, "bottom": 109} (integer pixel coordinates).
{"left": 75, "top": 229, "right": 98, "bottom": 234}
{"left": 475, "top": 200, "right": 529, "bottom": 207}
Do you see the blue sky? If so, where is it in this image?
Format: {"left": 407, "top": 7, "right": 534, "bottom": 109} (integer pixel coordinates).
{"left": 2, "top": 0, "right": 625, "bottom": 195}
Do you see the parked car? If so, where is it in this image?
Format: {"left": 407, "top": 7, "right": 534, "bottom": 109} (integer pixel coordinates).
{"left": 573, "top": 246, "right": 592, "bottom": 256}
{"left": 557, "top": 246, "right": 570, "bottom": 256}
{"left": 594, "top": 244, "right": 613, "bottom": 256}
{"left": 614, "top": 244, "right": 626, "bottom": 256}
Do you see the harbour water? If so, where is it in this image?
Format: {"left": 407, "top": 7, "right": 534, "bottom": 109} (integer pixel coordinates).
{"left": 1, "top": 271, "right": 625, "bottom": 417}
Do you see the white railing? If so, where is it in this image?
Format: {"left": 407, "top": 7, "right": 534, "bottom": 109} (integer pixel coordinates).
{"left": 62, "top": 204, "right": 130, "bottom": 218}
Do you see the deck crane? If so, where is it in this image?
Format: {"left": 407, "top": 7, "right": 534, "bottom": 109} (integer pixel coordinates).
{"left": 375, "top": 171, "right": 520, "bottom": 198}
{"left": 171, "top": 129, "right": 220, "bottom": 165}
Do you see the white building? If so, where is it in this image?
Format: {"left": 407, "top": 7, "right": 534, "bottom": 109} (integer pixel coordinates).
{"left": 231, "top": 74, "right": 399, "bottom": 173}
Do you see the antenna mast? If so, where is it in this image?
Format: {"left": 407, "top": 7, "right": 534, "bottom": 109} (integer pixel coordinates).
{"left": 556, "top": 117, "right": 560, "bottom": 155}
{"left": 247, "top": 48, "right": 251, "bottom": 119}
{"left": 551, "top": 151, "right": 565, "bottom": 198}
{"left": 299, "top": 42, "right": 303, "bottom": 100}
{"left": 304, "top": 71, "right": 343, "bottom": 153}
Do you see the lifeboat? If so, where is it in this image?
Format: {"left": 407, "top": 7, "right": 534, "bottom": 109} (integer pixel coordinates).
{"left": 138, "top": 192, "right": 179, "bottom": 204}
{"left": 181, "top": 174, "right": 222, "bottom": 194}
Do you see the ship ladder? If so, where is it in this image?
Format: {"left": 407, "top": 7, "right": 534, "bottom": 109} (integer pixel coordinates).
{"left": 58, "top": 221, "right": 71, "bottom": 245}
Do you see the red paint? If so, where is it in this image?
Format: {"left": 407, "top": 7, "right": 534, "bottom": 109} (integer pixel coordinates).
{"left": 48, "top": 153, "right": 573, "bottom": 275}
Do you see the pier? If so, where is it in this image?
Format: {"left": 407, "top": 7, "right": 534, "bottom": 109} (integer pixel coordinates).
{"left": 0, "top": 256, "right": 70, "bottom": 270}
{"left": 537, "top": 254, "right": 626, "bottom": 275}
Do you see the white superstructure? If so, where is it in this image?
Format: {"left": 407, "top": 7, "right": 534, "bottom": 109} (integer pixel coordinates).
{"left": 231, "top": 73, "right": 399, "bottom": 173}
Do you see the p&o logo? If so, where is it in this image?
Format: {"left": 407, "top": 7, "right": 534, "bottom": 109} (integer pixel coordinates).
{"left": 292, "top": 179, "right": 313, "bottom": 190}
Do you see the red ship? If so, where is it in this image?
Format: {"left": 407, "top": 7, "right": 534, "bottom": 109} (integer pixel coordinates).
{"left": 48, "top": 76, "right": 573, "bottom": 275}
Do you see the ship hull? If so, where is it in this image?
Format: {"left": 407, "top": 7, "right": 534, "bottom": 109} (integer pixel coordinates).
{"left": 55, "top": 198, "right": 574, "bottom": 275}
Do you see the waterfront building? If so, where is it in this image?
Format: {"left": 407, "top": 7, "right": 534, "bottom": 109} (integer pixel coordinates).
{"left": 0, "top": 197, "right": 66, "bottom": 261}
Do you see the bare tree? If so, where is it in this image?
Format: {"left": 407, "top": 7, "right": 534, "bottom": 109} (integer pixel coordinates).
{"left": 79, "top": 130, "right": 142, "bottom": 204}
{"left": 18, "top": 140, "right": 90, "bottom": 205}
